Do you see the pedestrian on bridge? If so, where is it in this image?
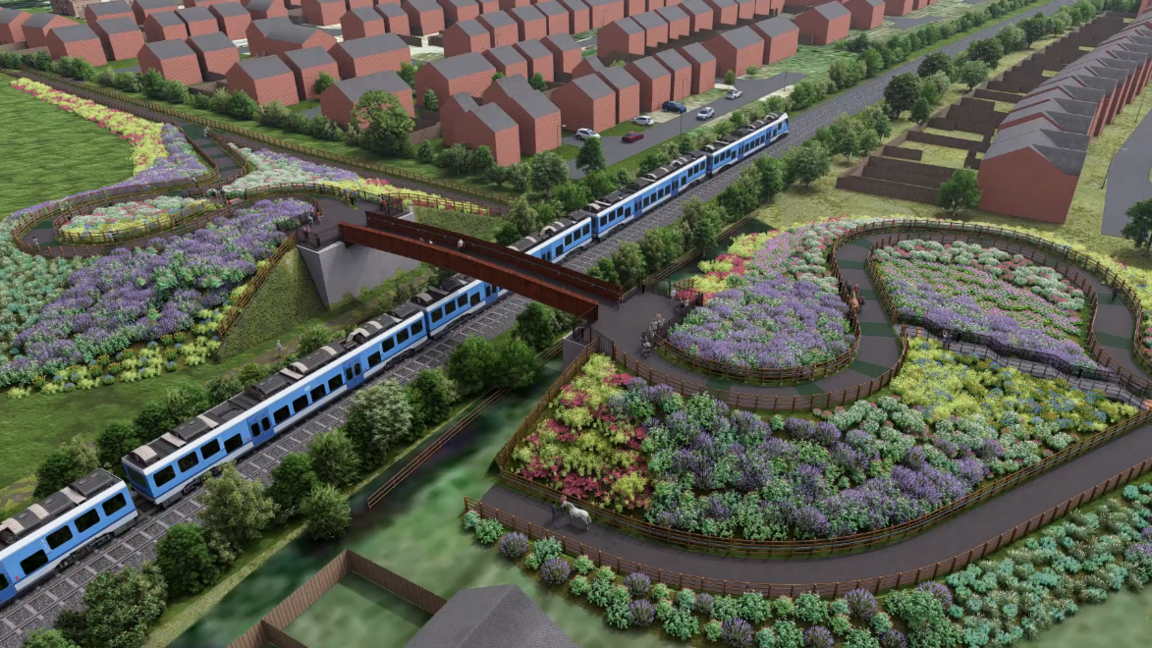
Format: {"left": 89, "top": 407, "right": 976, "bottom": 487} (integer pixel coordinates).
{"left": 457, "top": 239, "right": 465, "bottom": 251}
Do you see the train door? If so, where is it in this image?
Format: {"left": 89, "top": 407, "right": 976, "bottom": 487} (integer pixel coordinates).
{"left": 343, "top": 359, "right": 364, "bottom": 389}
{"left": 0, "top": 568, "right": 13, "bottom": 607}
{"left": 248, "top": 413, "right": 274, "bottom": 447}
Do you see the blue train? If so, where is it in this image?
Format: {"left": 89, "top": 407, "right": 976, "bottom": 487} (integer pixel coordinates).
{"left": 1, "top": 470, "right": 138, "bottom": 607}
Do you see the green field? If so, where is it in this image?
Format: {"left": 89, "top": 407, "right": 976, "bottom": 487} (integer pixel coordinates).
{"left": 414, "top": 207, "right": 509, "bottom": 241}
{"left": 283, "top": 575, "right": 431, "bottom": 648}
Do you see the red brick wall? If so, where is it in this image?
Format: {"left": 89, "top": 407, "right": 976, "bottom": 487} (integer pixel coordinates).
{"left": 598, "top": 22, "right": 643, "bottom": 57}
{"left": 478, "top": 0, "right": 499, "bottom": 12}
{"left": 478, "top": 14, "right": 517, "bottom": 45}
{"left": 794, "top": 9, "right": 845, "bottom": 45}
{"left": 440, "top": 93, "right": 469, "bottom": 143}
{"left": 249, "top": 1, "right": 289, "bottom": 19}
{"left": 182, "top": 17, "right": 219, "bottom": 36}
{"left": 25, "top": 16, "right": 72, "bottom": 48}
{"left": 647, "top": 0, "right": 664, "bottom": 9}
{"left": 661, "top": 13, "right": 687, "bottom": 39}
{"left": 195, "top": 45, "right": 239, "bottom": 76}
{"left": 587, "top": 0, "right": 624, "bottom": 27}
{"left": 49, "top": 34, "right": 108, "bottom": 66}
{"left": 483, "top": 49, "right": 527, "bottom": 76}
{"left": 977, "top": 148, "right": 1076, "bottom": 224}
{"left": 752, "top": 0, "right": 771, "bottom": 15}
{"left": 536, "top": 5, "right": 568, "bottom": 33}
{"left": 499, "top": 0, "right": 530, "bottom": 8}
{"left": 552, "top": 81, "right": 615, "bottom": 130}
{"left": 440, "top": 0, "right": 481, "bottom": 24}
{"left": 333, "top": 46, "right": 407, "bottom": 77}
{"left": 466, "top": 113, "right": 520, "bottom": 165}
{"left": 104, "top": 29, "right": 145, "bottom": 60}
{"left": 140, "top": 48, "right": 203, "bottom": 83}
{"left": 85, "top": 4, "right": 134, "bottom": 22}
{"left": 284, "top": 58, "right": 340, "bottom": 100}
{"left": 845, "top": 0, "right": 882, "bottom": 30}
{"left": 596, "top": 72, "right": 639, "bottom": 122}
{"left": 342, "top": 10, "right": 386, "bottom": 38}
{"left": 541, "top": 35, "right": 579, "bottom": 75}
{"left": 557, "top": 0, "right": 590, "bottom": 32}
{"left": 376, "top": 4, "right": 410, "bottom": 34}
{"left": 701, "top": 0, "right": 735, "bottom": 24}
{"left": 404, "top": 5, "right": 445, "bottom": 34}
{"left": 416, "top": 66, "right": 494, "bottom": 104}
{"left": 513, "top": 43, "right": 553, "bottom": 80}
{"left": 302, "top": 0, "right": 346, "bottom": 24}
{"left": 186, "top": 0, "right": 239, "bottom": 6}
{"left": 144, "top": 16, "right": 187, "bottom": 42}
{"left": 512, "top": 11, "right": 546, "bottom": 40}
{"left": 684, "top": 5, "right": 711, "bottom": 31}
{"left": 500, "top": 96, "right": 560, "bottom": 154}
{"left": 639, "top": 16, "right": 666, "bottom": 47}
{"left": 228, "top": 67, "right": 299, "bottom": 104}
{"left": 320, "top": 91, "right": 355, "bottom": 127}
{"left": 624, "top": 0, "right": 644, "bottom": 15}
{"left": 445, "top": 27, "right": 490, "bottom": 55}
{"left": 763, "top": 28, "right": 796, "bottom": 63}
{"left": 734, "top": 0, "right": 755, "bottom": 19}
{"left": 659, "top": 62, "right": 690, "bottom": 99}
{"left": 211, "top": 8, "right": 251, "bottom": 38}
{"left": 348, "top": 0, "right": 374, "bottom": 10}
{"left": 0, "top": 12, "right": 30, "bottom": 44}
{"left": 625, "top": 65, "right": 669, "bottom": 111}
{"left": 883, "top": 0, "right": 912, "bottom": 16}
{"left": 133, "top": 1, "right": 178, "bottom": 25}
{"left": 677, "top": 47, "right": 714, "bottom": 93}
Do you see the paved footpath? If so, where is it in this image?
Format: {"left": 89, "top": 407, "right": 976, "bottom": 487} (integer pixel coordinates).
{"left": 1102, "top": 103, "right": 1152, "bottom": 237}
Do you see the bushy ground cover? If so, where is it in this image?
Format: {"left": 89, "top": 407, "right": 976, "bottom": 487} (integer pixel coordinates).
{"left": 873, "top": 239, "right": 1093, "bottom": 367}
{"left": 507, "top": 344, "right": 1135, "bottom": 540}
{"left": 413, "top": 207, "right": 508, "bottom": 241}
{"left": 58, "top": 196, "right": 208, "bottom": 242}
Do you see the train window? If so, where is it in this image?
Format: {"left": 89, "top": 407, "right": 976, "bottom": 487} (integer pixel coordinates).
{"left": 274, "top": 406, "right": 290, "bottom": 424}
{"left": 201, "top": 439, "right": 221, "bottom": 459}
{"left": 250, "top": 423, "right": 260, "bottom": 437}
{"left": 293, "top": 395, "right": 309, "bottom": 413}
{"left": 599, "top": 216, "right": 607, "bottom": 226}
{"left": 368, "top": 351, "right": 382, "bottom": 367}
{"left": 565, "top": 233, "right": 572, "bottom": 244}
{"left": 311, "top": 385, "right": 326, "bottom": 402}
{"left": 75, "top": 508, "right": 100, "bottom": 534}
{"left": 345, "top": 367, "right": 353, "bottom": 380}
{"left": 224, "top": 434, "right": 243, "bottom": 453}
{"left": 262, "top": 418, "right": 271, "bottom": 431}
{"left": 625, "top": 207, "right": 632, "bottom": 216}
{"left": 470, "top": 293, "right": 480, "bottom": 306}
{"left": 397, "top": 329, "right": 410, "bottom": 343}
{"left": 445, "top": 301, "right": 456, "bottom": 315}
{"left": 0, "top": 574, "right": 7, "bottom": 590}
{"left": 382, "top": 338, "right": 394, "bottom": 352}
{"left": 155, "top": 466, "right": 176, "bottom": 487}
{"left": 432, "top": 308, "right": 442, "bottom": 321}
{"left": 328, "top": 374, "right": 344, "bottom": 391}
{"left": 46, "top": 525, "right": 74, "bottom": 550}
{"left": 457, "top": 295, "right": 467, "bottom": 307}
{"left": 177, "top": 452, "right": 199, "bottom": 473}
{"left": 102, "top": 494, "right": 127, "bottom": 516}
{"left": 583, "top": 224, "right": 590, "bottom": 235}
{"left": 354, "top": 364, "right": 362, "bottom": 375}
{"left": 20, "top": 551, "right": 48, "bottom": 577}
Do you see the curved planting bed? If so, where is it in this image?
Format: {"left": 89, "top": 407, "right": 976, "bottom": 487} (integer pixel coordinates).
{"left": 55, "top": 196, "right": 211, "bottom": 244}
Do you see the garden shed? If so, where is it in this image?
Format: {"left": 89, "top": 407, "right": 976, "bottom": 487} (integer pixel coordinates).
{"left": 533, "top": 1, "right": 570, "bottom": 35}
{"left": 187, "top": 31, "right": 239, "bottom": 78}
{"left": 375, "top": 3, "right": 411, "bottom": 35}
{"left": 84, "top": 0, "right": 134, "bottom": 23}
{"left": 91, "top": 17, "right": 144, "bottom": 61}
{"left": 226, "top": 55, "right": 299, "bottom": 105}
{"left": 556, "top": 0, "right": 591, "bottom": 33}
{"left": 509, "top": 4, "right": 547, "bottom": 41}
{"left": 342, "top": 6, "right": 388, "bottom": 39}
{"left": 320, "top": 70, "right": 415, "bottom": 127}
{"left": 513, "top": 39, "right": 554, "bottom": 81}
{"left": 483, "top": 44, "right": 529, "bottom": 77}
{"left": 477, "top": 10, "right": 518, "bottom": 47}
{"left": 144, "top": 10, "right": 188, "bottom": 42}
{"left": 209, "top": 2, "right": 251, "bottom": 39}
{"left": 750, "top": 15, "right": 797, "bottom": 64}
{"left": 280, "top": 46, "right": 341, "bottom": 100}
{"left": 402, "top": 0, "right": 446, "bottom": 35}
{"left": 677, "top": 42, "right": 715, "bottom": 94}
{"left": 175, "top": 7, "right": 219, "bottom": 37}
{"left": 404, "top": 585, "right": 578, "bottom": 648}
{"left": 626, "top": 55, "right": 671, "bottom": 111}
{"left": 22, "top": 12, "right": 72, "bottom": 48}
{"left": 596, "top": 64, "right": 640, "bottom": 123}
{"left": 330, "top": 33, "right": 411, "bottom": 78}
{"left": 139, "top": 38, "right": 203, "bottom": 84}
{"left": 551, "top": 72, "right": 616, "bottom": 131}
{"left": 47, "top": 24, "right": 107, "bottom": 66}
{"left": 444, "top": 19, "right": 492, "bottom": 57}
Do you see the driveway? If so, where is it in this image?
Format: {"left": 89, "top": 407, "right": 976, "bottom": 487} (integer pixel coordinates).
{"left": 1102, "top": 105, "right": 1152, "bottom": 237}
{"left": 566, "top": 71, "right": 806, "bottom": 179}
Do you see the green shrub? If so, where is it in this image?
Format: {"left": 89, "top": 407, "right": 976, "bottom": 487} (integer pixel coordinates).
{"left": 573, "top": 555, "right": 595, "bottom": 575}
{"left": 474, "top": 518, "right": 504, "bottom": 545}
{"left": 569, "top": 575, "right": 591, "bottom": 596}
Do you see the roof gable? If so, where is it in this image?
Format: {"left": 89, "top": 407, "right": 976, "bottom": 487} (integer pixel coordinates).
{"left": 678, "top": 42, "right": 715, "bottom": 64}
{"left": 654, "top": 48, "right": 689, "bottom": 71}
{"left": 51, "top": 24, "right": 99, "bottom": 43}
{"left": 754, "top": 16, "right": 797, "bottom": 37}
{"left": 282, "top": 46, "right": 337, "bottom": 69}
{"left": 570, "top": 73, "right": 614, "bottom": 99}
{"left": 145, "top": 38, "right": 196, "bottom": 59}
{"left": 628, "top": 56, "right": 669, "bottom": 80}
{"left": 236, "top": 55, "right": 293, "bottom": 79}
{"left": 330, "top": 70, "right": 411, "bottom": 103}
{"left": 597, "top": 65, "right": 638, "bottom": 90}
{"left": 719, "top": 25, "right": 761, "bottom": 49}
{"left": 94, "top": 17, "right": 139, "bottom": 34}
{"left": 430, "top": 52, "right": 496, "bottom": 78}
{"left": 633, "top": 12, "right": 666, "bottom": 31}
{"left": 211, "top": 2, "right": 248, "bottom": 16}
{"left": 336, "top": 33, "right": 407, "bottom": 57}
{"left": 188, "top": 32, "right": 236, "bottom": 53}
{"left": 485, "top": 44, "right": 525, "bottom": 66}
{"left": 813, "top": 2, "right": 850, "bottom": 19}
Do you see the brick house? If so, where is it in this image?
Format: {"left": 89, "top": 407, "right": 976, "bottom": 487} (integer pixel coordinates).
{"left": 144, "top": 11, "right": 187, "bottom": 41}
{"left": 552, "top": 72, "right": 616, "bottom": 131}
{"left": 626, "top": 55, "right": 670, "bottom": 111}
{"left": 441, "top": 93, "right": 521, "bottom": 165}
{"left": 22, "top": 12, "right": 72, "bottom": 48}
{"left": 0, "top": 8, "right": 31, "bottom": 45}
{"left": 585, "top": 0, "right": 624, "bottom": 27}
{"left": 477, "top": 10, "right": 517, "bottom": 46}
{"left": 47, "top": 25, "right": 107, "bottom": 66}
{"left": 793, "top": 3, "right": 848, "bottom": 45}
{"left": 483, "top": 44, "right": 528, "bottom": 77}
{"left": 533, "top": 1, "right": 569, "bottom": 34}
{"left": 375, "top": 3, "right": 410, "bottom": 35}
{"left": 482, "top": 74, "right": 562, "bottom": 154}
{"left": 227, "top": 55, "right": 299, "bottom": 105}
{"left": 402, "top": 0, "right": 445, "bottom": 35}
{"left": 265, "top": 23, "right": 337, "bottom": 55}
{"left": 556, "top": 0, "right": 590, "bottom": 33}
{"left": 750, "top": 15, "right": 796, "bottom": 64}
{"left": 139, "top": 39, "right": 202, "bottom": 84}
{"left": 622, "top": 0, "right": 643, "bottom": 17}
{"left": 246, "top": 17, "right": 292, "bottom": 55}
{"left": 677, "top": 41, "right": 715, "bottom": 93}
{"left": 439, "top": 0, "right": 480, "bottom": 25}
{"left": 654, "top": 48, "right": 690, "bottom": 99}
{"left": 414, "top": 51, "right": 496, "bottom": 104}
{"left": 91, "top": 17, "right": 144, "bottom": 60}
{"left": 679, "top": 0, "right": 712, "bottom": 32}
{"left": 541, "top": 32, "right": 580, "bottom": 76}
{"left": 655, "top": 4, "right": 688, "bottom": 39}
{"left": 247, "top": 0, "right": 289, "bottom": 20}
{"left": 509, "top": 5, "right": 547, "bottom": 40}
{"left": 301, "top": 0, "right": 346, "bottom": 25}
{"left": 132, "top": 0, "right": 180, "bottom": 25}
{"left": 476, "top": 0, "right": 499, "bottom": 13}
{"left": 342, "top": 6, "right": 386, "bottom": 39}
{"left": 186, "top": 0, "right": 238, "bottom": 6}
{"left": 320, "top": 70, "right": 414, "bottom": 127}
{"left": 633, "top": 11, "right": 667, "bottom": 48}
{"left": 844, "top": 0, "right": 883, "bottom": 31}
{"left": 209, "top": 3, "right": 251, "bottom": 39}
{"left": 883, "top": 0, "right": 913, "bottom": 16}
{"left": 187, "top": 31, "right": 238, "bottom": 78}
{"left": 571, "top": 55, "right": 604, "bottom": 77}
{"left": 443, "top": 19, "right": 490, "bottom": 56}
{"left": 732, "top": 0, "right": 755, "bottom": 20}
{"left": 330, "top": 32, "right": 410, "bottom": 78}
{"left": 347, "top": 0, "right": 373, "bottom": 11}
{"left": 648, "top": 0, "right": 666, "bottom": 9}
{"left": 280, "top": 46, "right": 340, "bottom": 100}
{"left": 701, "top": 0, "right": 736, "bottom": 25}
{"left": 597, "top": 17, "right": 643, "bottom": 58}
{"left": 513, "top": 39, "right": 553, "bottom": 81}
{"left": 596, "top": 64, "right": 639, "bottom": 122}
{"left": 176, "top": 7, "right": 219, "bottom": 36}
{"left": 85, "top": 1, "right": 134, "bottom": 23}
{"left": 704, "top": 25, "right": 762, "bottom": 77}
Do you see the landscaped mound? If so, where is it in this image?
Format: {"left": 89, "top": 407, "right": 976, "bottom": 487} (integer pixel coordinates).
{"left": 509, "top": 344, "right": 1135, "bottom": 540}
{"left": 58, "top": 196, "right": 208, "bottom": 243}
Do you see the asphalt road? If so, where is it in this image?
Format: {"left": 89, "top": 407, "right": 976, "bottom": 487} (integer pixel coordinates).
{"left": 1102, "top": 101, "right": 1152, "bottom": 237}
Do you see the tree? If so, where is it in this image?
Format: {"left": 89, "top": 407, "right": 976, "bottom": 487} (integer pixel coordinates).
{"left": 529, "top": 72, "right": 547, "bottom": 91}
{"left": 422, "top": 87, "right": 438, "bottom": 110}
{"left": 314, "top": 72, "right": 335, "bottom": 96}
{"left": 268, "top": 453, "right": 319, "bottom": 518}
{"left": 958, "top": 60, "right": 990, "bottom": 90}
{"left": 156, "top": 523, "right": 219, "bottom": 597}
{"left": 918, "top": 52, "right": 952, "bottom": 78}
{"left": 911, "top": 97, "right": 932, "bottom": 123}
{"left": 398, "top": 61, "right": 417, "bottom": 87}
{"left": 638, "top": 226, "right": 684, "bottom": 270}
{"left": 755, "top": 156, "right": 785, "bottom": 201}
{"left": 530, "top": 151, "right": 568, "bottom": 198}
{"left": 996, "top": 24, "right": 1026, "bottom": 52}
{"left": 203, "top": 374, "right": 242, "bottom": 404}
{"left": 937, "top": 169, "right": 983, "bottom": 215}
{"left": 141, "top": 68, "right": 166, "bottom": 99}
{"left": 516, "top": 302, "right": 561, "bottom": 351}
{"left": 717, "top": 165, "right": 763, "bottom": 218}
{"left": 310, "top": 115, "right": 343, "bottom": 141}
{"left": 681, "top": 198, "right": 723, "bottom": 249}
{"left": 200, "top": 464, "right": 276, "bottom": 550}
{"left": 611, "top": 241, "right": 648, "bottom": 287}
{"left": 96, "top": 421, "right": 140, "bottom": 473}
{"left": 785, "top": 143, "right": 832, "bottom": 187}
{"left": 447, "top": 335, "right": 498, "bottom": 396}
{"left": 1021, "top": 15, "right": 1048, "bottom": 47}
{"left": 21, "top": 630, "right": 80, "bottom": 648}
{"left": 354, "top": 91, "right": 414, "bottom": 156}
{"left": 745, "top": 64, "right": 758, "bottom": 77}
{"left": 406, "top": 368, "right": 458, "bottom": 431}
{"left": 227, "top": 89, "right": 258, "bottom": 119}
{"left": 883, "top": 73, "right": 921, "bottom": 118}
{"left": 61, "top": 565, "right": 166, "bottom": 648}
{"left": 416, "top": 139, "right": 437, "bottom": 163}
{"left": 298, "top": 324, "right": 333, "bottom": 356}
{"left": 862, "top": 48, "right": 885, "bottom": 78}
{"left": 302, "top": 484, "right": 351, "bottom": 541}
{"left": 725, "top": 69, "right": 736, "bottom": 85}
{"left": 471, "top": 145, "right": 496, "bottom": 175}
{"left": 967, "top": 38, "right": 1004, "bottom": 67}
{"left": 438, "top": 143, "right": 472, "bottom": 175}
{"left": 828, "top": 114, "right": 862, "bottom": 161}
{"left": 919, "top": 78, "right": 940, "bottom": 106}
{"left": 508, "top": 196, "right": 540, "bottom": 236}
{"left": 1121, "top": 199, "right": 1152, "bottom": 254}
{"left": 588, "top": 258, "right": 620, "bottom": 284}
{"left": 490, "top": 338, "right": 541, "bottom": 389}
{"left": 857, "top": 128, "right": 880, "bottom": 157}
{"left": 575, "top": 136, "right": 607, "bottom": 172}
{"left": 828, "top": 59, "right": 862, "bottom": 90}
{"left": 308, "top": 429, "right": 360, "bottom": 488}
{"left": 35, "top": 439, "right": 98, "bottom": 498}
{"left": 495, "top": 221, "right": 521, "bottom": 245}
{"left": 583, "top": 169, "right": 618, "bottom": 197}
{"left": 555, "top": 181, "right": 592, "bottom": 212}
{"left": 508, "top": 161, "right": 531, "bottom": 192}
{"left": 859, "top": 104, "right": 892, "bottom": 140}
{"left": 344, "top": 379, "right": 413, "bottom": 466}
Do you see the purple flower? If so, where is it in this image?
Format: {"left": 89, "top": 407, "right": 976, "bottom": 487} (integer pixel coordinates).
{"left": 803, "top": 625, "right": 834, "bottom": 648}
{"left": 628, "top": 599, "right": 656, "bottom": 626}
{"left": 916, "top": 581, "right": 954, "bottom": 609}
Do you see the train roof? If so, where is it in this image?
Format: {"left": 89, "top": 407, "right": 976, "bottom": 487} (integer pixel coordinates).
{"left": 391, "top": 302, "right": 422, "bottom": 320}
{"left": 1, "top": 469, "right": 119, "bottom": 545}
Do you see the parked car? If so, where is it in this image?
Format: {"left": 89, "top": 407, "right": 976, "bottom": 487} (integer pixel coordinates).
{"left": 697, "top": 107, "right": 715, "bottom": 120}
{"left": 622, "top": 132, "right": 644, "bottom": 143}
{"left": 632, "top": 115, "right": 655, "bottom": 126}
{"left": 662, "top": 101, "right": 687, "bottom": 114}
{"left": 575, "top": 128, "right": 600, "bottom": 141}
{"left": 726, "top": 88, "right": 743, "bottom": 100}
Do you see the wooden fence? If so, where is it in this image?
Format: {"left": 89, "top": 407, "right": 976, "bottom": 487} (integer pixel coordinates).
{"left": 466, "top": 453, "right": 1152, "bottom": 596}
{"left": 227, "top": 550, "right": 445, "bottom": 648}
{"left": 216, "top": 231, "right": 299, "bottom": 340}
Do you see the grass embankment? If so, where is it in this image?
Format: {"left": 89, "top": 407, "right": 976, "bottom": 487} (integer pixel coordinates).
{"left": 414, "top": 207, "right": 509, "bottom": 241}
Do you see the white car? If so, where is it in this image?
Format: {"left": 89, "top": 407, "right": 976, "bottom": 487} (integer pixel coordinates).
{"left": 696, "top": 107, "right": 715, "bottom": 120}
{"left": 632, "top": 115, "right": 655, "bottom": 126}
{"left": 575, "top": 128, "right": 600, "bottom": 140}
{"left": 726, "top": 88, "right": 743, "bottom": 100}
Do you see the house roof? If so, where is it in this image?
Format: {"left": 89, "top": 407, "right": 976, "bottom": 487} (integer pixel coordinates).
{"left": 470, "top": 101, "right": 518, "bottom": 132}
{"left": 632, "top": 12, "right": 666, "bottom": 31}
{"left": 556, "top": 0, "right": 589, "bottom": 12}
{"left": 235, "top": 54, "right": 293, "bottom": 79}
{"left": 94, "top": 17, "right": 139, "bottom": 35}
{"left": 509, "top": 5, "right": 544, "bottom": 22}
{"left": 428, "top": 52, "right": 495, "bottom": 78}
{"left": 628, "top": 56, "right": 669, "bottom": 79}
{"left": 584, "top": 0, "right": 618, "bottom": 7}
{"left": 346, "top": 6, "right": 382, "bottom": 23}
{"left": 542, "top": 33, "right": 579, "bottom": 51}
{"left": 513, "top": 38, "right": 550, "bottom": 60}
{"left": 248, "top": 0, "right": 284, "bottom": 12}
{"left": 0, "top": 8, "right": 27, "bottom": 25}
{"left": 534, "top": 2, "right": 567, "bottom": 19}
{"left": 568, "top": 73, "right": 614, "bottom": 99}
{"left": 984, "top": 121, "right": 1087, "bottom": 176}
{"left": 267, "top": 23, "right": 323, "bottom": 45}
{"left": 335, "top": 33, "right": 407, "bottom": 57}
{"left": 377, "top": 2, "right": 407, "bottom": 17}
{"left": 211, "top": 2, "right": 249, "bottom": 17}
{"left": 654, "top": 48, "right": 689, "bottom": 71}
{"left": 51, "top": 24, "right": 99, "bottom": 43}
{"left": 135, "top": 0, "right": 180, "bottom": 9}
{"left": 188, "top": 31, "right": 235, "bottom": 53}
{"left": 404, "top": 585, "right": 579, "bottom": 648}
{"left": 441, "top": 0, "right": 477, "bottom": 8}
{"left": 716, "top": 25, "right": 761, "bottom": 49}
{"left": 329, "top": 70, "right": 411, "bottom": 102}
{"left": 680, "top": 0, "right": 713, "bottom": 15}
{"left": 451, "top": 19, "right": 489, "bottom": 38}
{"left": 754, "top": 16, "right": 797, "bottom": 37}
{"left": 145, "top": 38, "right": 196, "bottom": 59}
{"left": 597, "top": 65, "right": 638, "bottom": 90}
{"left": 485, "top": 44, "right": 525, "bottom": 67}
{"left": 577, "top": 56, "right": 606, "bottom": 73}
{"left": 703, "top": 0, "right": 735, "bottom": 9}
{"left": 251, "top": 17, "right": 293, "bottom": 34}
{"left": 678, "top": 42, "right": 715, "bottom": 65}
{"left": 24, "top": 12, "right": 67, "bottom": 28}
{"left": 478, "top": 10, "right": 515, "bottom": 28}
{"left": 148, "top": 11, "right": 184, "bottom": 26}
{"left": 812, "top": 2, "right": 850, "bottom": 20}
{"left": 609, "top": 16, "right": 643, "bottom": 35}
{"left": 282, "top": 45, "right": 336, "bottom": 69}
{"left": 852, "top": 0, "right": 884, "bottom": 7}
{"left": 491, "top": 73, "right": 534, "bottom": 96}
{"left": 655, "top": 5, "right": 687, "bottom": 22}
{"left": 176, "top": 7, "right": 215, "bottom": 22}
{"left": 406, "top": 0, "right": 442, "bottom": 10}
{"left": 87, "top": 1, "right": 132, "bottom": 17}
{"left": 502, "top": 88, "right": 560, "bottom": 119}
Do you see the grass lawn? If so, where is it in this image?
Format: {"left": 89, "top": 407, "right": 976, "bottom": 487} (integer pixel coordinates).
{"left": 899, "top": 141, "right": 970, "bottom": 167}
{"left": 283, "top": 574, "right": 431, "bottom": 648}
{"left": 289, "top": 99, "right": 319, "bottom": 113}
{"left": 414, "top": 207, "right": 508, "bottom": 241}
{"left": 0, "top": 79, "right": 135, "bottom": 219}
{"left": 555, "top": 143, "right": 581, "bottom": 162}
{"left": 601, "top": 122, "right": 652, "bottom": 137}
{"left": 97, "top": 58, "right": 141, "bottom": 72}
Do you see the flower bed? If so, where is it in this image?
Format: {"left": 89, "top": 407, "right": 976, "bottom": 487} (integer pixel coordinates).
{"left": 57, "top": 196, "right": 209, "bottom": 243}
{"left": 872, "top": 239, "right": 1093, "bottom": 368}
{"left": 1, "top": 199, "right": 313, "bottom": 388}
{"left": 507, "top": 345, "right": 1135, "bottom": 540}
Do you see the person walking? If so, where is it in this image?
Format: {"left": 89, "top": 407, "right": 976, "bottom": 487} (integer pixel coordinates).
{"left": 1112, "top": 286, "right": 1119, "bottom": 303}
{"left": 550, "top": 495, "right": 568, "bottom": 525}
{"left": 276, "top": 340, "right": 284, "bottom": 358}
{"left": 457, "top": 238, "right": 465, "bottom": 251}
